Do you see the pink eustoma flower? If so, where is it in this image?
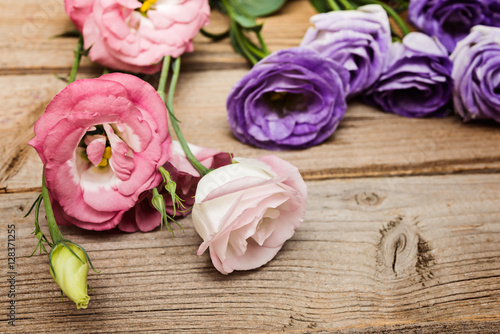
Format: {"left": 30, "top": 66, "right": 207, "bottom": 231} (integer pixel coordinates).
{"left": 28, "top": 73, "right": 171, "bottom": 231}
{"left": 118, "top": 141, "right": 232, "bottom": 232}
{"left": 192, "top": 156, "right": 308, "bottom": 275}
{"left": 64, "top": 0, "right": 210, "bottom": 73}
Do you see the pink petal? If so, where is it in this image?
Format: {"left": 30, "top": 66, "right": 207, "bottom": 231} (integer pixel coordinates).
{"left": 104, "top": 124, "right": 135, "bottom": 181}
{"left": 86, "top": 136, "right": 107, "bottom": 166}
{"left": 223, "top": 239, "right": 282, "bottom": 272}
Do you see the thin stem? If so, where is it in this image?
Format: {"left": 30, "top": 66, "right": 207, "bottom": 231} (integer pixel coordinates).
{"left": 338, "top": 0, "right": 354, "bottom": 9}
{"left": 219, "top": 0, "right": 269, "bottom": 64}
{"left": 41, "top": 170, "right": 63, "bottom": 244}
{"left": 354, "top": 0, "right": 410, "bottom": 36}
{"left": 243, "top": 35, "right": 269, "bottom": 59}
{"left": 68, "top": 35, "right": 83, "bottom": 84}
{"left": 167, "top": 57, "right": 180, "bottom": 111}
{"left": 231, "top": 20, "right": 258, "bottom": 65}
{"left": 256, "top": 31, "right": 271, "bottom": 56}
{"left": 200, "top": 28, "right": 230, "bottom": 41}
{"left": 166, "top": 58, "right": 210, "bottom": 176}
{"left": 327, "top": 0, "right": 341, "bottom": 11}
{"left": 157, "top": 56, "right": 171, "bottom": 103}
{"left": 156, "top": 57, "right": 210, "bottom": 176}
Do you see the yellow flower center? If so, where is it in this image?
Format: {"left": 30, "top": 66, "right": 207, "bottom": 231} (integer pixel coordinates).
{"left": 140, "top": 0, "right": 158, "bottom": 13}
{"left": 97, "top": 146, "right": 112, "bottom": 167}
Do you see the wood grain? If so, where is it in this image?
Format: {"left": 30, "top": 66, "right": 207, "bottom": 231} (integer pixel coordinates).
{"left": 1, "top": 0, "right": 500, "bottom": 332}
{"left": 1, "top": 174, "right": 499, "bottom": 332}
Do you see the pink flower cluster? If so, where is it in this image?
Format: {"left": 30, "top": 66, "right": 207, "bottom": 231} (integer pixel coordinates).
{"left": 30, "top": 72, "right": 307, "bottom": 274}
{"left": 29, "top": 0, "right": 309, "bottom": 276}
{"left": 65, "top": 0, "right": 210, "bottom": 73}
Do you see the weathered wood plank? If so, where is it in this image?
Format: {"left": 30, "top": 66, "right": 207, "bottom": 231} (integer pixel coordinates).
{"left": 1, "top": 73, "right": 500, "bottom": 193}
{"left": 0, "top": 75, "right": 67, "bottom": 192}
{"left": 1, "top": 174, "right": 499, "bottom": 332}
{"left": 0, "top": 0, "right": 315, "bottom": 73}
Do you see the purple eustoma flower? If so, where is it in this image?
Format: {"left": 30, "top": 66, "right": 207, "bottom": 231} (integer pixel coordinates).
{"left": 408, "top": 0, "right": 500, "bottom": 53}
{"left": 364, "top": 32, "right": 453, "bottom": 118}
{"left": 450, "top": 25, "right": 500, "bottom": 123}
{"left": 301, "top": 4, "right": 391, "bottom": 97}
{"left": 227, "top": 47, "right": 349, "bottom": 150}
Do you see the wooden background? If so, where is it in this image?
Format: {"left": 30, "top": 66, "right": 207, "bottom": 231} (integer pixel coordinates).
{"left": 1, "top": 0, "right": 500, "bottom": 332}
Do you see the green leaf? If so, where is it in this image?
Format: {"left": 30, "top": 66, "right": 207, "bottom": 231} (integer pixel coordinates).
{"left": 310, "top": 0, "right": 331, "bottom": 13}
{"left": 233, "top": 13, "right": 260, "bottom": 29}
{"left": 231, "top": 7, "right": 259, "bottom": 28}
{"left": 50, "top": 29, "right": 81, "bottom": 39}
{"left": 234, "top": 0, "right": 286, "bottom": 17}
{"left": 224, "top": 0, "right": 261, "bottom": 29}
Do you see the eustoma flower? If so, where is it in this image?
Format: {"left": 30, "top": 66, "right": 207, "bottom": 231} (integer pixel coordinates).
{"left": 28, "top": 73, "right": 171, "bottom": 230}
{"left": 301, "top": 5, "right": 391, "bottom": 97}
{"left": 118, "top": 141, "right": 232, "bottom": 232}
{"left": 64, "top": 0, "right": 210, "bottom": 73}
{"left": 364, "top": 32, "right": 453, "bottom": 118}
{"left": 227, "top": 47, "right": 349, "bottom": 150}
{"left": 408, "top": 0, "right": 500, "bottom": 53}
{"left": 192, "top": 156, "right": 307, "bottom": 275}
{"left": 450, "top": 25, "right": 500, "bottom": 123}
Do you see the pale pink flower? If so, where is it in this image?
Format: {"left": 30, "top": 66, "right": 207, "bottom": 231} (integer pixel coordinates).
{"left": 28, "top": 73, "right": 171, "bottom": 230}
{"left": 192, "top": 156, "right": 308, "bottom": 274}
{"left": 64, "top": 0, "right": 210, "bottom": 73}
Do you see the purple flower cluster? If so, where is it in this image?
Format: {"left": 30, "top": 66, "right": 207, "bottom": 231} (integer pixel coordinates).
{"left": 226, "top": 3, "right": 500, "bottom": 150}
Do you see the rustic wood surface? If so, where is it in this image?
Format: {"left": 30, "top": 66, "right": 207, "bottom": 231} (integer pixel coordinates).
{"left": 1, "top": 0, "right": 499, "bottom": 333}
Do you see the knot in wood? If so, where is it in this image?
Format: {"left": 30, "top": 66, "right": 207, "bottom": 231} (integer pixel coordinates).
{"left": 378, "top": 217, "right": 418, "bottom": 277}
{"left": 354, "top": 192, "right": 384, "bottom": 207}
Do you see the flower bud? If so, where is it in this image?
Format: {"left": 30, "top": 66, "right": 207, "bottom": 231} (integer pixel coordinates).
{"left": 151, "top": 190, "right": 167, "bottom": 215}
{"left": 50, "top": 243, "right": 90, "bottom": 309}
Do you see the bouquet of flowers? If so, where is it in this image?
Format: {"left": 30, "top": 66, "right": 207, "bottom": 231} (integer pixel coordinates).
{"left": 26, "top": 0, "right": 499, "bottom": 309}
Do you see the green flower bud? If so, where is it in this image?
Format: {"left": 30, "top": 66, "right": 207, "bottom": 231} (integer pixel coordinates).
{"left": 50, "top": 243, "right": 90, "bottom": 309}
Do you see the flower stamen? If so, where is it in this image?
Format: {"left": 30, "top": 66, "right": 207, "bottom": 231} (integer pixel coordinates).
{"left": 139, "top": 0, "right": 158, "bottom": 13}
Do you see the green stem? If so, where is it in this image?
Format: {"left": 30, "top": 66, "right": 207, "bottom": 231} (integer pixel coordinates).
{"left": 68, "top": 35, "right": 83, "bottom": 84}
{"left": 338, "top": 0, "right": 354, "bottom": 9}
{"left": 157, "top": 57, "right": 210, "bottom": 177}
{"left": 168, "top": 58, "right": 210, "bottom": 176}
{"left": 41, "top": 170, "right": 63, "bottom": 244}
{"left": 167, "top": 58, "right": 180, "bottom": 112}
{"left": 220, "top": 0, "right": 265, "bottom": 64}
{"left": 200, "top": 28, "right": 230, "bottom": 41}
{"left": 244, "top": 42, "right": 268, "bottom": 60}
{"left": 256, "top": 31, "right": 271, "bottom": 56}
{"left": 230, "top": 20, "right": 259, "bottom": 65}
{"left": 354, "top": 0, "right": 410, "bottom": 35}
{"left": 157, "top": 56, "right": 171, "bottom": 103}
{"left": 327, "top": 0, "right": 341, "bottom": 11}
{"left": 244, "top": 35, "right": 269, "bottom": 59}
